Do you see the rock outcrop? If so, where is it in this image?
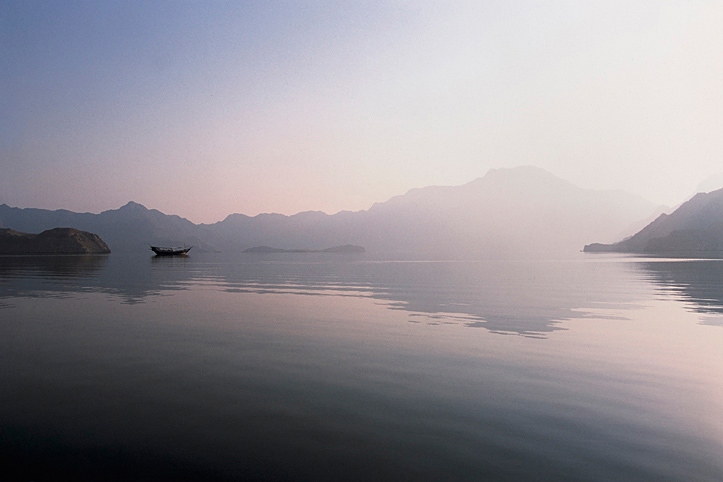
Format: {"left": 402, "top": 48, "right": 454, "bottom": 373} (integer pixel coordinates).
{"left": 0, "top": 228, "right": 111, "bottom": 255}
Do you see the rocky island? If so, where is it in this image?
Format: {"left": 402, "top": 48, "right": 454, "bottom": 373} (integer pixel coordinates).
{"left": 0, "top": 228, "right": 111, "bottom": 255}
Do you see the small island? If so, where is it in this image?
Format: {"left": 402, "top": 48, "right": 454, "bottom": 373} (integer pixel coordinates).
{"left": 0, "top": 228, "right": 111, "bottom": 255}
{"left": 243, "top": 244, "right": 365, "bottom": 254}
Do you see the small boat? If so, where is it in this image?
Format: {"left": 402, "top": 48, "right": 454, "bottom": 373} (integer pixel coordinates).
{"left": 150, "top": 245, "right": 193, "bottom": 256}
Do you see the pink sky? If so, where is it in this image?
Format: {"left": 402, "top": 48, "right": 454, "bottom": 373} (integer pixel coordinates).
{"left": 2, "top": 1, "right": 722, "bottom": 223}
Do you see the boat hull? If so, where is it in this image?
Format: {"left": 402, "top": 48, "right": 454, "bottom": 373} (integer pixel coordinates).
{"left": 150, "top": 246, "right": 192, "bottom": 256}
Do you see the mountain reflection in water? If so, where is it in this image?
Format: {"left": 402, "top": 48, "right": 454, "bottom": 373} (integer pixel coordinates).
{"left": 3, "top": 253, "right": 723, "bottom": 335}
{"left": 1, "top": 253, "right": 654, "bottom": 336}
{"left": 0, "top": 252, "right": 721, "bottom": 481}
{"left": 637, "top": 258, "right": 723, "bottom": 326}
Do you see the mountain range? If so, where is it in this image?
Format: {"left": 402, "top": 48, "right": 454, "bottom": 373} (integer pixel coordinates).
{"left": 0, "top": 166, "right": 664, "bottom": 257}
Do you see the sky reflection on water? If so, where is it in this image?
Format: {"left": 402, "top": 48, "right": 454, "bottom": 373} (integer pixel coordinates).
{"left": 0, "top": 253, "right": 721, "bottom": 481}
{"left": 0, "top": 253, "right": 659, "bottom": 336}
{"left": 2, "top": 253, "right": 723, "bottom": 333}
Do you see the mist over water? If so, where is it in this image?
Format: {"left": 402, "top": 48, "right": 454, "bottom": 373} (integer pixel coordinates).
{"left": 0, "top": 253, "right": 721, "bottom": 481}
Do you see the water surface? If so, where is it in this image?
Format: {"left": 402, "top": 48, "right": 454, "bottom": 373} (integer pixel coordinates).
{"left": 0, "top": 253, "right": 721, "bottom": 481}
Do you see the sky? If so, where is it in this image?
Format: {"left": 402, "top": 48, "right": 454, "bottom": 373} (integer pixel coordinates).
{"left": 2, "top": 0, "right": 722, "bottom": 224}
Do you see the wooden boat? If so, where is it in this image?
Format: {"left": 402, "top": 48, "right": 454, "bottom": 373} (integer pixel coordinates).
{"left": 150, "top": 245, "right": 193, "bottom": 256}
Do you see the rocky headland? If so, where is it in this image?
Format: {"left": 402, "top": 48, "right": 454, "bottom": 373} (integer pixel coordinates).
{"left": 0, "top": 228, "right": 111, "bottom": 255}
{"left": 584, "top": 187, "right": 723, "bottom": 256}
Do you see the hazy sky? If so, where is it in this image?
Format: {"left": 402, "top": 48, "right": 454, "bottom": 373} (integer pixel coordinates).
{"left": 2, "top": 1, "right": 722, "bottom": 223}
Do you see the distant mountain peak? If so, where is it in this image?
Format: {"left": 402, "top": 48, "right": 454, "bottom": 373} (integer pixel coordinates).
{"left": 220, "top": 213, "right": 251, "bottom": 223}
{"left": 120, "top": 201, "right": 148, "bottom": 210}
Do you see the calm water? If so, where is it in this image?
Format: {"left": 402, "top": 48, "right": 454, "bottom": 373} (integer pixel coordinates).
{"left": 0, "top": 253, "right": 721, "bottom": 481}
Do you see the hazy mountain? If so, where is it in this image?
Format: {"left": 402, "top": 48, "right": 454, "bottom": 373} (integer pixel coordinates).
{"left": 201, "top": 166, "right": 661, "bottom": 257}
{"left": 358, "top": 166, "right": 661, "bottom": 257}
{"left": 584, "top": 187, "right": 723, "bottom": 255}
{"left": 1, "top": 167, "right": 662, "bottom": 257}
{"left": 0, "top": 202, "right": 205, "bottom": 253}
{"left": 207, "top": 210, "right": 359, "bottom": 253}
